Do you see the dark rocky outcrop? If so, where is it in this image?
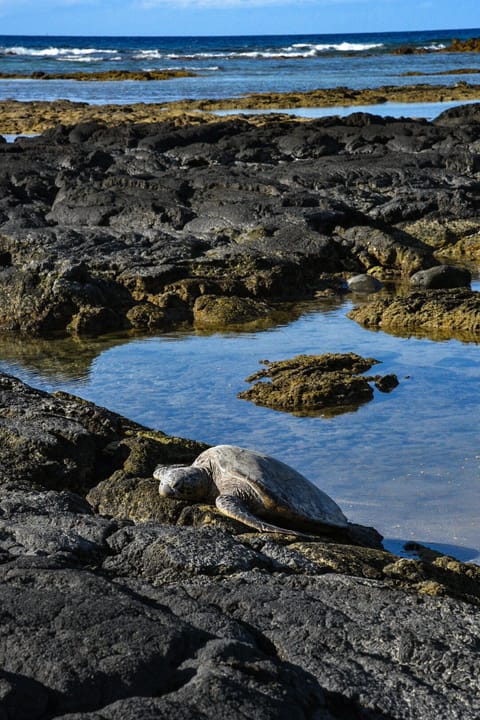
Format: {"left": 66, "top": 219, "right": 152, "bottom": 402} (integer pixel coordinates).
{"left": 348, "top": 288, "right": 480, "bottom": 340}
{"left": 347, "top": 273, "right": 384, "bottom": 293}
{"left": 238, "top": 353, "right": 398, "bottom": 415}
{"left": 1, "top": 372, "right": 480, "bottom": 719}
{"left": 0, "top": 372, "right": 207, "bottom": 493}
{"left": 0, "top": 69, "right": 194, "bottom": 82}
{"left": 2, "top": 105, "right": 480, "bottom": 337}
{"left": 3, "top": 83, "right": 480, "bottom": 134}
{"left": 409, "top": 264, "right": 471, "bottom": 289}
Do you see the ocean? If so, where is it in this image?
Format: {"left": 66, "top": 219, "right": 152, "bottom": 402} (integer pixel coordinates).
{"left": 1, "top": 28, "right": 480, "bottom": 107}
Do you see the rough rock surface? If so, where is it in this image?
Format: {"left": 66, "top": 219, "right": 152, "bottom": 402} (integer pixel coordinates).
{"left": 0, "top": 372, "right": 207, "bottom": 493}
{"left": 348, "top": 288, "right": 480, "bottom": 340}
{"left": 2, "top": 85, "right": 480, "bottom": 134}
{"left": 2, "top": 105, "right": 480, "bottom": 336}
{"left": 238, "top": 353, "right": 398, "bottom": 415}
{"left": 0, "top": 69, "right": 194, "bottom": 82}
{"left": 409, "top": 264, "right": 471, "bottom": 289}
{"left": 1, "top": 372, "right": 480, "bottom": 719}
{"left": 347, "top": 273, "right": 384, "bottom": 293}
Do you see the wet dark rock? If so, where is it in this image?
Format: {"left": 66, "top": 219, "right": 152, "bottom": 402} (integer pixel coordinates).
{"left": 193, "top": 294, "right": 273, "bottom": 327}
{"left": 372, "top": 373, "right": 399, "bottom": 392}
{"left": 347, "top": 273, "right": 383, "bottom": 293}
{"left": 0, "top": 487, "right": 117, "bottom": 563}
{"left": 348, "top": 288, "right": 480, "bottom": 341}
{"left": 238, "top": 353, "right": 398, "bottom": 416}
{"left": 409, "top": 264, "right": 472, "bottom": 289}
{"left": 434, "top": 101, "right": 480, "bottom": 126}
{"left": 4, "top": 107, "right": 480, "bottom": 336}
{"left": 0, "top": 373, "right": 480, "bottom": 719}
{"left": 0, "top": 372, "right": 207, "bottom": 493}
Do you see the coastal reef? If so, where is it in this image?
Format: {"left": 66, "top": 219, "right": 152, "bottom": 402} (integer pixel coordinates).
{"left": 2, "top": 81, "right": 480, "bottom": 132}
{"left": 0, "top": 69, "right": 194, "bottom": 82}
{"left": 1, "top": 103, "right": 480, "bottom": 337}
{"left": 349, "top": 287, "right": 480, "bottom": 340}
{"left": 0, "top": 371, "right": 479, "bottom": 719}
{"left": 238, "top": 353, "right": 398, "bottom": 415}
{"left": 394, "top": 36, "right": 480, "bottom": 55}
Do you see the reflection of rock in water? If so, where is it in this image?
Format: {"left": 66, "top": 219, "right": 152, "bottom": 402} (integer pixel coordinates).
{"left": 0, "top": 299, "right": 349, "bottom": 382}
{"left": 0, "top": 333, "right": 133, "bottom": 382}
{"left": 348, "top": 288, "right": 480, "bottom": 342}
{"left": 238, "top": 353, "right": 398, "bottom": 416}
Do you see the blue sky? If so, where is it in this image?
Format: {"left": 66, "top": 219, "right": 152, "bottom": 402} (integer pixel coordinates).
{"left": 0, "top": 0, "right": 479, "bottom": 36}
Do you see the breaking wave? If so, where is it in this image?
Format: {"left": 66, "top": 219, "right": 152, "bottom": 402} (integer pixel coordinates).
{"left": 132, "top": 42, "right": 384, "bottom": 62}
{"left": 1, "top": 46, "right": 118, "bottom": 58}
{"left": 420, "top": 43, "right": 447, "bottom": 50}
{"left": 290, "top": 41, "right": 384, "bottom": 53}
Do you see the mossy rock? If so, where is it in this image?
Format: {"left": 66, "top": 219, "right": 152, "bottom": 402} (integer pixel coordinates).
{"left": 348, "top": 288, "right": 480, "bottom": 341}
{"left": 238, "top": 353, "right": 398, "bottom": 416}
{"left": 0, "top": 70, "right": 195, "bottom": 82}
{"left": 193, "top": 294, "right": 273, "bottom": 328}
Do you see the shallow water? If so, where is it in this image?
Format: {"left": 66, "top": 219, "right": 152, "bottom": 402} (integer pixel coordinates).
{"left": 1, "top": 291, "right": 479, "bottom": 564}
{"left": 1, "top": 30, "right": 480, "bottom": 106}
{"left": 216, "top": 99, "right": 480, "bottom": 121}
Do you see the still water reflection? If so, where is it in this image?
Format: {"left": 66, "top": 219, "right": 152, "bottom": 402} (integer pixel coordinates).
{"left": 1, "top": 295, "right": 479, "bottom": 563}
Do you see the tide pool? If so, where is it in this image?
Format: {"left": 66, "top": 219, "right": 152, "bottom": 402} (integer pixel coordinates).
{"left": 1, "top": 294, "right": 479, "bottom": 564}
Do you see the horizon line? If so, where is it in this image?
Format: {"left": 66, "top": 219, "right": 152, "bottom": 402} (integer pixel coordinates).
{"left": 0, "top": 26, "right": 479, "bottom": 39}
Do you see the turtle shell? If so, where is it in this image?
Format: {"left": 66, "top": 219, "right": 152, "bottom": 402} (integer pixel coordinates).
{"left": 194, "top": 445, "right": 348, "bottom": 528}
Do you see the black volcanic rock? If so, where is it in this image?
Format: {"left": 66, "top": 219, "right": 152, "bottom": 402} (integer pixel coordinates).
{"left": 409, "top": 264, "right": 471, "bottom": 289}
{"left": 0, "top": 372, "right": 480, "bottom": 719}
{"left": 3, "top": 107, "right": 480, "bottom": 336}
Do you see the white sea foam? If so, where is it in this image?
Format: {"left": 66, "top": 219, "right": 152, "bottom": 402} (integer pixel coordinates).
{"left": 291, "top": 41, "right": 384, "bottom": 53}
{"left": 59, "top": 55, "right": 122, "bottom": 63}
{"left": 133, "top": 50, "right": 164, "bottom": 60}
{"left": 142, "top": 65, "right": 221, "bottom": 72}
{"left": 147, "top": 42, "right": 385, "bottom": 62}
{"left": 188, "top": 66, "right": 221, "bottom": 71}
{"left": 420, "top": 43, "right": 447, "bottom": 50}
{"left": 2, "top": 46, "right": 117, "bottom": 58}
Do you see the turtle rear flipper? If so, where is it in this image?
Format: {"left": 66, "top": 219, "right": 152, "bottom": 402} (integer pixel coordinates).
{"left": 215, "top": 494, "right": 305, "bottom": 537}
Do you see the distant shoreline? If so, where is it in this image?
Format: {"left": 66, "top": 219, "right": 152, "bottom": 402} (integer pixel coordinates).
{"left": 0, "top": 69, "right": 195, "bottom": 82}
{"left": 1, "top": 82, "right": 480, "bottom": 133}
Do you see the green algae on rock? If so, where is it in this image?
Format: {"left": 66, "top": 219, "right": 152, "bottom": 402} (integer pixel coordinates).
{"left": 394, "top": 36, "right": 480, "bottom": 55}
{"left": 193, "top": 294, "right": 273, "bottom": 328}
{"left": 0, "top": 69, "right": 195, "bottom": 82}
{"left": 348, "top": 288, "right": 480, "bottom": 341}
{"left": 86, "top": 469, "right": 480, "bottom": 606}
{"left": 1, "top": 109, "right": 479, "bottom": 338}
{"left": 2, "top": 81, "right": 480, "bottom": 133}
{"left": 399, "top": 217, "right": 480, "bottom": 262}
{"left": 238, "top": 353, "right": 398, "bottom": 416}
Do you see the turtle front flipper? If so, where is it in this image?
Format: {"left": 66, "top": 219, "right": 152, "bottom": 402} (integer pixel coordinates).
{"left": 215, "top": 494, "right": 305, "bottom": 537}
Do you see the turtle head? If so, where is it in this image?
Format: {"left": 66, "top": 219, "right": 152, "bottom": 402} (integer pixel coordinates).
{"left": 154, "top": 464, "right": 211, "bottom": 501}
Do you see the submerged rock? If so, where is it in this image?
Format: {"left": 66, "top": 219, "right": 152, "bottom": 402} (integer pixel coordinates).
{"left": 348, "top": 288, "right": 480, "bottom": 340}
{"left": 238, "top": 353, "right": 398, "bottom": 415}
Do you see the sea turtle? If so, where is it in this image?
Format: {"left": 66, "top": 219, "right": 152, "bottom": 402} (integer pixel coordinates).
{"left": 154, "top": 444, "right": 348, "bottom": 537}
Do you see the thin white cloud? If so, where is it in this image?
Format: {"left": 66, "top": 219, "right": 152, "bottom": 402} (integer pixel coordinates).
{"left": 138, "top": 0, "right": 369, "bottom": 8}
{"left": 140, "top": 0, "right": 304, "bottom": 6}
